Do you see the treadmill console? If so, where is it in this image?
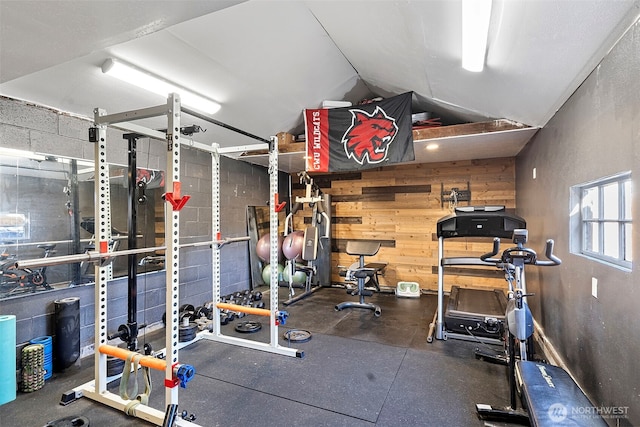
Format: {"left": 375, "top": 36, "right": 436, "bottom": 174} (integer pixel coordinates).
{"left": 437, "top": 206, "right": 526, "bottom": 239}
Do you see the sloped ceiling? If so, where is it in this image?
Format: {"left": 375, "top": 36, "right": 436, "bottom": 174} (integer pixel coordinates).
{"left": 1, "top": 0, "right": 639, "bottom": 169}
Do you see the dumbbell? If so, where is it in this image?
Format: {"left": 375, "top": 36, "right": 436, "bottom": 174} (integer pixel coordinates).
{"left": 179, "top": 304, "right": 196, "bottom": 321}
{"left": 193, "top": 305, "right": 211, "bottom": 320}
{"left": 219, "top": 313, "right": 229, "bottom": 325}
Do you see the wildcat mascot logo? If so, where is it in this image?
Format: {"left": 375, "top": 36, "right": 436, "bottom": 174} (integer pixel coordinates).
{"left": 342, "top": 106, "right": 399, "bottom": 165}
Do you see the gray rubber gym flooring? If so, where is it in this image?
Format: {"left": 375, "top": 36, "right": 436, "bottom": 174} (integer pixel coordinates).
{"left": 2, "top": 287, "right": 516, "bottom": 426}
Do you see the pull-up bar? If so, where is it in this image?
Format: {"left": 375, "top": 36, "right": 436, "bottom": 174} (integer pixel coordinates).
{"left": 180, "top": 106, "right": 270, "bottom": 144}
{"left": 96, "top": 102, "right": 271, "bottom": 145}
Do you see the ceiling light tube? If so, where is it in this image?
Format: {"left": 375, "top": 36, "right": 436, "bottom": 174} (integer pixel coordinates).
{"left": 101, "top": 58, "right": 221, "bottom": 114}
{"left": 462, "top": 0, "right": 493, "bottom": 72}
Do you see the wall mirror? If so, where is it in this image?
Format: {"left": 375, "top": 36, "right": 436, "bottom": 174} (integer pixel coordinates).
{"left": 246, "top": 205, "right": 287, "bottom": 288}
{"left": 0, "top": 148, "right": 165, "bottom": 300}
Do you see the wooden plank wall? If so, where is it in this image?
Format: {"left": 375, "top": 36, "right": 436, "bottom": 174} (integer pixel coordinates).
{"left": 290, "top": 157, "right": 516, "bottom": 292}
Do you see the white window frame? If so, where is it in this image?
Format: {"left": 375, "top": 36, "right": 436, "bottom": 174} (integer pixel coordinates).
{"left": 570, "top": 172, "right": 632, "bottom": 270}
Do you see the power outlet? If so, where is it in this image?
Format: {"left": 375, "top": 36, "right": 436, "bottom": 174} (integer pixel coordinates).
{"left": 592, "top": 277, "right": 598, "bottom": 298}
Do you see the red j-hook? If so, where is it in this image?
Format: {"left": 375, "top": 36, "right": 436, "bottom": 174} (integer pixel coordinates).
{"left": 164, "top": 182, "right": 190, "bottom": 211}
{"left": 274, "top": 193, "right": 286, "bottom": 213}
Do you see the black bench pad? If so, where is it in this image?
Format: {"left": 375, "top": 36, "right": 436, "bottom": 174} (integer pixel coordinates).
{"left": 517, "top": 361, "right": 607, "bottom": 427}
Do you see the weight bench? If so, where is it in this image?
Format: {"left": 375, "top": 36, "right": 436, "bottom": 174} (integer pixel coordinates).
{"left": 477, "top": 360, "right": 608, "bottom": 426}
{"left": 335, "top": 241, "right": 382, "bottom": 317}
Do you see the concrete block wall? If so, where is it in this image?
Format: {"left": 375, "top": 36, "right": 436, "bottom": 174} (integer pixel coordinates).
{"left": 0, "top": 96, "right": 275, "bottom": 363}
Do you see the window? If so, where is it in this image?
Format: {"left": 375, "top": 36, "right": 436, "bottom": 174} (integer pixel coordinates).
{"left": 571, "top": 172, "right": 632, "bottom": 269}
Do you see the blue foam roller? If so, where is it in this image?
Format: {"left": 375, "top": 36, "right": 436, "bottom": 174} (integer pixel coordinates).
{"left": 0, "top": 315, "right": 17, "bottom": 405}
{"left": 30, "top": 336, "right": 53, "bottom": 380}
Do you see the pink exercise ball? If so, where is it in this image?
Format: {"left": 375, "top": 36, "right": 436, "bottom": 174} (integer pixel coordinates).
{"left": 256, "top": 233, "right": 284, "bottom": 262}
{"left": 282, "top": 231, "right": 305, "bottom": 260}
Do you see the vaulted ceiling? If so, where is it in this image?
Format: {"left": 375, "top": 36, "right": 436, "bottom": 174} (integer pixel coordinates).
{"left": 1, "top": 0, "right": 639, "bottom": 170}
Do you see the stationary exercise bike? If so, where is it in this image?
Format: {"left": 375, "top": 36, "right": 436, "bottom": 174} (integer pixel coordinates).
{"left": 475, "top": 229, "right": 561, "bottom": 422}
{"left": 0, "top": 244, "right": 55, "bottom": 296}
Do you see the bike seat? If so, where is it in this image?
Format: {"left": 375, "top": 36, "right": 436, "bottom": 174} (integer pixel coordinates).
{"left": 37, "top": 244, "right": 57, "bottom": 251}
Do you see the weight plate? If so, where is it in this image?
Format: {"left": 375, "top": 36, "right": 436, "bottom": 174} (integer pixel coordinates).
{"left": 107, "top": 356, "right": 125, "bottom": 377}
{"left": 179, "top": 323, "right": 198, "bottom": 332}
{"left": 283, "top": 329, "right": 312, "bottom": 343}
{"left": 234, "top": 320, "right": 262, "bottom": 333}
{"left": 44, "top": 415, "right": 90, "bottom": 427}
{"left": 179, "top": 323, "right": 198, "bottom": 342}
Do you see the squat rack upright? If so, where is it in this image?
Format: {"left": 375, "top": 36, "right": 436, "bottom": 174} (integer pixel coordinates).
{"left": 34, "top": 93, "right": 302, "bottom": 426}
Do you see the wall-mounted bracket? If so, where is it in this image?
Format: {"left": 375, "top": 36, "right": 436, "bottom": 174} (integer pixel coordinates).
{"left": 441, "top": 182, "right": 471, "bottom": 208}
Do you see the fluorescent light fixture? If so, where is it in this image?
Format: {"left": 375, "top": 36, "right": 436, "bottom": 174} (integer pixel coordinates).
{"left": 462, "top": 0, "right": 492, "bottom": 72}
{"left": 0, "top": 148, "right": 47, "bottom": 161}
{"left": 101, "top": 58, "right": 221, "bottom": 114}
{"left": 426, "top": 143, "right": 439, "bottom": 151}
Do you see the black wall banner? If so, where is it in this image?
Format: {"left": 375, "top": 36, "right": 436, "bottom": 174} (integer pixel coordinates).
{"left": 304, "top": 92, "right": 414, "bottom": 172}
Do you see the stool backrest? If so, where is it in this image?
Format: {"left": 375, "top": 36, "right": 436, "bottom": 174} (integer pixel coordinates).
{"left": 345, "top": 241, "right": 381, "bottom": 257}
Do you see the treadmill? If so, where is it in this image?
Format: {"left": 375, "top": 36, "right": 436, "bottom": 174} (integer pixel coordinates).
{"left": 434, "top": 206, "right": 526, "bottom": 343}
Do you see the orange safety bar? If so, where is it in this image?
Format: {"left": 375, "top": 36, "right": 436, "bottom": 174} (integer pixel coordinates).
{"left": 99, "top": 344, "right": 166, "bottom": 371}
{"left": 216, "top": 302, "right": 270, "bottom": 317}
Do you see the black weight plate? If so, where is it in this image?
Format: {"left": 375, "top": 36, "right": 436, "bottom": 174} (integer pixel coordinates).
{"left": 179, "top": 323, "right": 198, "bottom": 342}
{"left": 235, "top": 320, "right": 262, "bottom": 333}
{"left": 283, "top": 329, "right": 312, "bottom": 343}
{"left": 106, "top": 356, "right": 125, "bottom": 377}
{"left": 44, "top": 415, "right": 90, "bottom": 427}
{"left": 179, "top": 323, "right": 198, "bottom": 333}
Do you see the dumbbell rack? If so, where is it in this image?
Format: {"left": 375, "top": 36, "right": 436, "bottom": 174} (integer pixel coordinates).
{"left": 175, "top": 290, "right": 266, "bottom": 337}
